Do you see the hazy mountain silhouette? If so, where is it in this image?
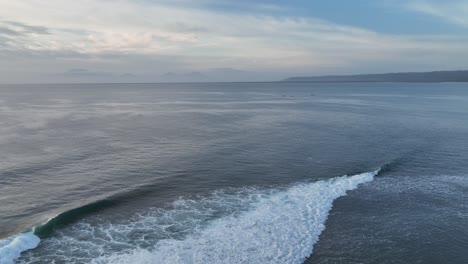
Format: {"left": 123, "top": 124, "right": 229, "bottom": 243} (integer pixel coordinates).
{"left": 283, "top": 70, "right": 468, "bottom": 83}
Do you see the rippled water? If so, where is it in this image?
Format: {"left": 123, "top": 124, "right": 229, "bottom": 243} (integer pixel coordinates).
{"left": 0, "top": 82, "right": 467, "bottom": 264}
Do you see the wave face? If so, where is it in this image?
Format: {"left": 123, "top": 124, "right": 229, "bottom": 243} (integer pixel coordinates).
{"left": 92, "top": 171, "right": 378, "bottom": 264}
{"left": 8, "top": 170, "right": 377, "bottom": 264}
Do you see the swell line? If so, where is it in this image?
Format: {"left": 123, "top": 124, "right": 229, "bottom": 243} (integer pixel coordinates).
{"left": 1, "top": 168, "right": 381, "bottom": 264}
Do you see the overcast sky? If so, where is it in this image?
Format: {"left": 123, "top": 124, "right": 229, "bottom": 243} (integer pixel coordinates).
{"left": 1, "top": 0, "right": 468, "bottom": 83}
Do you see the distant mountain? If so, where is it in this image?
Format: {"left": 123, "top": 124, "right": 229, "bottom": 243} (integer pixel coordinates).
{"left": 59, "top": 69, "right": 113, "bottom": 77}
{"left": 282, "top": 70, "right": 468, "bottom": 83}
{"left": 206, "top": 68, "right": 253, "bottom": 80}
{"left": 159, "top": 68, "right": 269, "bottom": 82}
{"left": 160, "top": 71, "right": 208, "bottom": 82}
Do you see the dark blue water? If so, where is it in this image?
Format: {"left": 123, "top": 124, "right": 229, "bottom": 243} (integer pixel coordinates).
{"left": 0, "top": 82, "right": 467, "bottom": 263}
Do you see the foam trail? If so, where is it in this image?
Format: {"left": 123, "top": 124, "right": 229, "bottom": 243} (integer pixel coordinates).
{"left": 91, "top": 170, "right": 379, "bottom": 264}
{"left": 0, "top": 231, "right": 40, "bottom": 264}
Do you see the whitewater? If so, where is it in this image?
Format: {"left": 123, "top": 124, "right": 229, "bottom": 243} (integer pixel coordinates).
{"left": 1, "top": 170, "right": 378, "bottom": 264}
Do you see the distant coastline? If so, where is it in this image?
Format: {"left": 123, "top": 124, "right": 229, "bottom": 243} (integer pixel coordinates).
{"left": 282, "top": 70, "right": 468, "bottom": 83}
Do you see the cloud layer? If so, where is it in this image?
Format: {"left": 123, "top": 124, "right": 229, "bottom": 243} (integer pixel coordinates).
{"left": 0, "top": 0, "right": 468, "bottom": 82}
{"left": 405, "top": 0, "right": 468, "bottom": 28}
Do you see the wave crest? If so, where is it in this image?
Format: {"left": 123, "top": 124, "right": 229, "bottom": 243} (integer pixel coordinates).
{"left": 3, "top": 170, "right": 378, "bottom": 264}
{"left": 92, "top": 170, "right": 378, "bottom": 264}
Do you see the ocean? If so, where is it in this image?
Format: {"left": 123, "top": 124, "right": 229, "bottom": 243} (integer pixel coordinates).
{"left": 0, "top": 82, "right": 467, "bottom": 264}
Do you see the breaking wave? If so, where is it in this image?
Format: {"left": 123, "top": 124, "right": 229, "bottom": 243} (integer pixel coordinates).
{"left": 94, "top": 170, "right": 378, "bottom": 264}
{"left": 0, "top": 232, "right": 40, "bottom": 264}
{"left": 2, "top": 169, "right": 379, "bottom": 264}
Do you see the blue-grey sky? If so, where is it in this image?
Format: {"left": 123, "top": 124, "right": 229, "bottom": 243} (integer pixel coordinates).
{"left": 1, "top": 0, "right": 468, "bottom": 83}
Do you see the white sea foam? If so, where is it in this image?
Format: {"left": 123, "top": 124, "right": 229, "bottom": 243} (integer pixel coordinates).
{"left": 0, "top": 231, "right": 40, "bottom": 264}
{"left": 90, "top": 170, "right": 378, "bottom": 264}
{"left": 5, "top": 170, "right": 378, "bottom": 263}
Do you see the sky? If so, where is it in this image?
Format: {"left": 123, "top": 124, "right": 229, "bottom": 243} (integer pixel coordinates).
{"left": 1, "top": 0, "right": 468, "bottom": 83}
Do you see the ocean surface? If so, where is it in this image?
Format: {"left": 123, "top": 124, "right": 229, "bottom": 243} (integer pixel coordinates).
{"left": 0, "top": 82, "right": 467, "bottom": 264}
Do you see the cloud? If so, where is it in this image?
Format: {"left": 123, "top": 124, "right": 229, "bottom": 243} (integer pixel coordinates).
{"left": 0, "top": 20, "right": 50, "bottom": 36}
{"left": 0, "top": 20, "right": 52, "bottom": 51}
{"left": 0, "top": 26, "right": 22, "bottom": 36}
{"left": 165, "top": 22, "right": 209, "bottom": 33}
{"left": 2, "top": 20, "right": 50, "bottom": 34}
{"left": 404, "top": 0, "right": 468, "bottom": 28}
{"left": 0, "top": 0, "right": 468, "bottom": 82}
